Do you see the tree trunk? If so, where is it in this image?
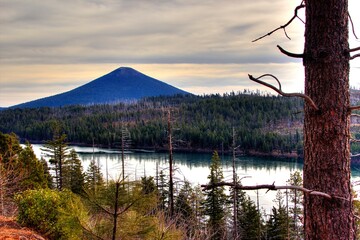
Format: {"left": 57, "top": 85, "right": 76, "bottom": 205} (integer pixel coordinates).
{"left": 112, "top": 182, "right": 120, "bottom": 240}
{"left": 303, "top": 0, "right": 354, "bottom": 239}
{"left": 168, "top": 110, "right": 174, "bottom": 217}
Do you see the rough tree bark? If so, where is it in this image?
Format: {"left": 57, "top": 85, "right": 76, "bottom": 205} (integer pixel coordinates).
{"left": 303, "top": 0, "right": 354, "bottom": 239}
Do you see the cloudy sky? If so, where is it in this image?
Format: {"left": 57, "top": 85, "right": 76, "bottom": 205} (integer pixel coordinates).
{"left": 0, "top": 0, "right": 359, "bottom": 107}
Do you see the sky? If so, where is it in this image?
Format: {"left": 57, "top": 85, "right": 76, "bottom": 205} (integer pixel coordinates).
{"left": 0, "top": 0, "right": 359, "bottom": 107}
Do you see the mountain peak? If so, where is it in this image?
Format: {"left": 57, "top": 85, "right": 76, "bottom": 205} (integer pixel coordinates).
{"left": 115, "top": 66, "right": 138, "bottom": 73}
{"left": 11, "top": 67, "right": 191, "bottom": 108}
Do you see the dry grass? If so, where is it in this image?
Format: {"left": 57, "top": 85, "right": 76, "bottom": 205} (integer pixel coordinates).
{"left": 0, "top": 215, "right": 45, "bottom": 240}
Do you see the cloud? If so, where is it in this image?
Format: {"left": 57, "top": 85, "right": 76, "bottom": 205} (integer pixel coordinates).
{"left": 0, "top": 0, "right": 358, "bottom": 107}
{"left": 0, "top": 0, "right": 305, "bottom": 65}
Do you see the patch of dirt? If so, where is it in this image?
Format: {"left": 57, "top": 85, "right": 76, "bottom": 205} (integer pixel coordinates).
{"left": 0, "top": 216, "right": 46, "bottom": 240}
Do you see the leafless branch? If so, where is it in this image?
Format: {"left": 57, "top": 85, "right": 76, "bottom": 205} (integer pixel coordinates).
{"left": 78, "top": 217, "right": 105, "bottom": 240}
{"left": 349, "top": 13, "right": 358, "bottom": 39}
{"left": 349, "top": 46, "right": 360, "bottom": 53}
{"left": 201, "top": 182, "right": 349, "bottom": 201}
{"left": 248, "top": 74, "right": 319, "bottom": 111}
{"left": 252, "top": 4, "right": 305, "bottom": 42}
{"left": 118, "top": 198, "right": 140, "bottom": 216}
{"left": 351, "top": 114, "right": 360, "bottom": 118}
{"left": 277, "top": 45, "right": 304, "bottom": 58}
{"left": 350, "top": 138, "right": 360, "bottom": 143}
{"left": 350, "top": 54, "right": 360, "bottom": 60}
{"left": 349, "top": 105, "right": 360, "bottom": 111}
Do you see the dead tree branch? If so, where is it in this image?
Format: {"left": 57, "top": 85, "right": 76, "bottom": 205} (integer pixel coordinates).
{"left": 349, "top": 13, "right": 358, "bottom": 39}
{"left": 349, "top": 105, "right": 360, "bottom": 111}
{"left": 350, "top": 54, "right": 360, "bottom": 60}
{"left": 349, "top": 47, "right": 360, "bottom": 60}
{"left": 201, "top": 182, "right": 350, "bottom": 201}
{"left": 248, "top": 74, "right": 319, "bottom": 111}
{"left": 349, "top": 46, "right": 360, "bottom": 53}
{"left": 252, "top": 4, "right": 305, "bottom": 42}
{"left": 277, "top": 45, "right": 304, "bottom": 58}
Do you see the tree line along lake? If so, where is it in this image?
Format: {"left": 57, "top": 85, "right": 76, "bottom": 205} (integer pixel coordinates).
{"left": 29, "top": 144, "right": 360, "bottom": 214}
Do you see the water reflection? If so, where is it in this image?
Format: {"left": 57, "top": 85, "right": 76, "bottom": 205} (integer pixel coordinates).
{"left": 30, "top": 144, "right": 360, "bottom": 214}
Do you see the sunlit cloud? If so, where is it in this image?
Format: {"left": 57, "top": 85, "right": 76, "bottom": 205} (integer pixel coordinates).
{"left": 0, "top": 0, "right": 359, "bottom": 107}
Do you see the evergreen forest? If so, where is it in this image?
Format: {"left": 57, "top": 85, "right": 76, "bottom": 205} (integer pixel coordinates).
{"left": 2, "top": 91, "right": 360, "bottom": 239}
{"left": 0, "top": 92, "right": 305, "bottom": 157}
{"left": 2, "top": 131, "right": 360, "bottom": 239}
{"left": 0, "top": 131, "right": 314, "bottom": 239}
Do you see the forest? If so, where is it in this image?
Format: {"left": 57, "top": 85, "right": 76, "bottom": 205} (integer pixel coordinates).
{"left": 0, "top": 91, "right": 305, "bottom": 157}
{"left": 0, "top": 131, "right": 308, "bottom": 239}
{"left": 1, "top": 131, "right": 360, "bottom": 239}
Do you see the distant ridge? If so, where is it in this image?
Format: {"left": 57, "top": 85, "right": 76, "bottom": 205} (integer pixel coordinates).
{"left": 11, "top": 67, "right": 191, "bottom": 108}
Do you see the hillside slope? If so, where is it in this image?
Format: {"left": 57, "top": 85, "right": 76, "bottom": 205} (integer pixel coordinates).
{"left": 12, "top": 67, "right": 190, "bottom": 108}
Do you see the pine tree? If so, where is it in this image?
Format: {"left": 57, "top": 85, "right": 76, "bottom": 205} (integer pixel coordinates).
{"left": 18, "top": 142, "right": 48, "bottom": 190}
{"left": 40, "top": 157, "right": 53, "bottom": 189}
{"left": 229, "top": 177, "right": 263, "bottom": 239}
{"left": 158, "top": 170, "right": 169, "bottom": 210}
{"left": 286, "top": 171, "right": 303, "bottom": 238}
{"left": 42, "top": 127, "right": 70, "bottom": 190}
{"left": 174, "top": 181, "right": 196, "bottom": 235}
{"left": 84, "top": 161, "right": 104, "bottom": 196}
{"left": 141, "top": 176, "right": 157, "bottom": 195}
{"left": 0, "top": 133, "right": 47, "bottom": 215}
{"left": 203, "top": 151, "right": 227, "bottom": 240}
{"left": 236, "top": 191, "right": 263, "bottom": 239}
{"left": 63, "top": 149, "right": 84, "bottom": 194}
{"left": 266, "top": 191, "right": 292, "bottom": 240}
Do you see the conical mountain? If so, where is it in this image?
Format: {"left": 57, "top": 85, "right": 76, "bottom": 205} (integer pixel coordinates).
{"left": 12, "top": 67, "right": 190, "bottom": 108}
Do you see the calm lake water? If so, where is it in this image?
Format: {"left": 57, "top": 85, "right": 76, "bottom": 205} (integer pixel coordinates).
{"left": 30, "top": 144, "right": 360, "bottom": 214}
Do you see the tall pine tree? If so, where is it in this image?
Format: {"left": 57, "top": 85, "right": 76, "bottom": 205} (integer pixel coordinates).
{"left": 63, "top": 149, "right": 84, "bottom": 194}
{"left": 203, "top": 151, "right": 227, "bottom": 240}
{"left": 42, "top": 125, "right": 69, "bottom": 190}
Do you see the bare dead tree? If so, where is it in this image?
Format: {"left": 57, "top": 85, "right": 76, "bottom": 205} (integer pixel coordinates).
{"left": 231, "top": 127, "right": 238, "bottom": 240}
{"left": 0, "top": 158, "right": 25, "bottom": 216}
{"left": 167, "top": 110, "right": 175, "bottom": 217}
{"left": 120, "top": 125, "right": 131, "bottom": 184}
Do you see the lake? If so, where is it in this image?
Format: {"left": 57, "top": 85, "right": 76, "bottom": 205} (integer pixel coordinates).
{"left": 30, "top": 144, "right": 360, "bottom": 215}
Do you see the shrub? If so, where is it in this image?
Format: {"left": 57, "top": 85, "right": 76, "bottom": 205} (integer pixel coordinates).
{"left": 16, "top": 188, "right": 86, "bottom": 239}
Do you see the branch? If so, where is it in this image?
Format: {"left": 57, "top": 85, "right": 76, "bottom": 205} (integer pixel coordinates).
{"left": 349, "top": 46, "right": 360, "bottom": 53}
{"left": 348, "top": 47, "right": 360, "bottom": 60}
{"left": 349, "top": 13, "right": 358, "bottom": 39}
{"left": 117, "top": 198, "right": 140, "bottom": 216}
{"left": 201, "top": 182, "right": 344, "bottom": 200}
{"left": 277, "top": 45, "right": 304, "bottom": 58}
{"left": 349, "top": 105, "right": 360, "bottom": 111}
{"left": 248, "top": 74, "right": 319, "bottom": 111}
{"left": 78, "top": 217, "right": 105, "bottom": 240}
{"left": 252, "top": 4, "right": 305, "bottom": 42}
{"left": 350, "top": 54, "right": 360, "bottom": 60}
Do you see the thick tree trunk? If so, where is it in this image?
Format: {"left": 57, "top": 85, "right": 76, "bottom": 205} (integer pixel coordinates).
{"left": 303, "top": 0, "right": 354, "bottom": 239}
